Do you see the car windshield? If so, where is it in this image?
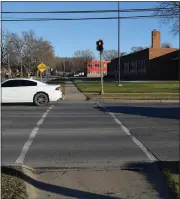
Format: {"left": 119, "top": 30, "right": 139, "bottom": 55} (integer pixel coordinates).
{"left": 33, "top": 80, "right": 47, "bottom": 85}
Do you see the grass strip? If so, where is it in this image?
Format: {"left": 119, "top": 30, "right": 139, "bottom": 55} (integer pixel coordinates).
{"left": 1, "top": 166, "right": 28, "bottom": 199}
{"left": 158, "top": 162, "right": 180, "bottom": 199}
{"left": 73, "top": 81, "right": 179, "bottom": 94}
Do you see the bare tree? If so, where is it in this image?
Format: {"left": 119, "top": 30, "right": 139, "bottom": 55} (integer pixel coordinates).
{"left": 34, "top": 37, "right": 54, "bottom": 64}
{"left": 73, "top": 49, "right": 95, "bottom": 72}
{"left": 1, "top": 30, "right": 56, "bottom": 77}
{"left": 1, "top": 31, "right": 18, "bottom": 67}
{"left": 54, "top": 57, "right": 63, "bottom": 71}
{"left": 1, "top": 31, "right": 24, "bottom": 77}
{"left": 54, "top": 57, "right": 77, "bottom": 74}
{"left": 154, "top": 2, "right": 180, "bottom": 35}
{"left": 161, "top": 42, "right": 172, "bottom": 48}
{"left": 102, "top": 49, "right": 127, "bottom": 61}
{"left": 1, "top": 30, "right": 9, "bottom": 67}
{"left": 22, "top": 30, "right": 38, "bottom": 74}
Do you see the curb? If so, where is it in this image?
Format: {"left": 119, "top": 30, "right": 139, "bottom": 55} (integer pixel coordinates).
{"left": 22, "top": 165, "right": 36, "bottom": 172}
{"left": 90, "top": 99, "right": 179, "bottom": 103}
{"left": 22, "top": 165, "right": 39, "bottom": 199}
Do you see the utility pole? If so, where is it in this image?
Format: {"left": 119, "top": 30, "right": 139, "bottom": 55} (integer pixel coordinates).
{"left": 20, "top": 49, "right": 23, "bottom": 78}
{"left": 7, "top": 53, "right": 11, "bottom": 79}
{"left": 20, "top": 57, "right": 23, "bottom": 77}
{"left": 64, "top": 59, "right": 66, "bottom": 76}
{"left": 100, "top": 50, "right": 104, "bottom": 95}
{"left": 117, "top": 1, "right": 122, "bottom": 86}
{"left": 40, "top": 72, "right": 42, "bottom": 81}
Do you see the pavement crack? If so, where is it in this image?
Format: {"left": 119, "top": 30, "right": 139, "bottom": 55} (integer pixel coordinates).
{"left": 2, "top": 116, "right": 20, "bottom": 134}
{"left": 51, "top": 170, "right": 67, "bottom": 180}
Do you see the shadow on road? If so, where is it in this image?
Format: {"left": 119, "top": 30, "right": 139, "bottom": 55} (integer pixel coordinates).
{"left": 1, "top": 103, "right": 35, "bottom": 107}
{"left": 95, "top": 106, "right": 180, "bottom": 120}
{"left": 2, "top": 161, "right": 179, "bottom": 199}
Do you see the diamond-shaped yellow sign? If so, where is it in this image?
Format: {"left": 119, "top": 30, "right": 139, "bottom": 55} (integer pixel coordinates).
{"left": 37, "top": 62, "right": 47, "bottom": 72}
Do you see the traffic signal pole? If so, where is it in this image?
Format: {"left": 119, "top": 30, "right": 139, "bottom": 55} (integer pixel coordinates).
{"left": 41, "top": 72, "right": 42, "bottom": 82}
{"left": 96, "top": 39, "right": 104, "bottom": 95}
{"left": 100, "top": 50, "right": 104, "bottom": 95}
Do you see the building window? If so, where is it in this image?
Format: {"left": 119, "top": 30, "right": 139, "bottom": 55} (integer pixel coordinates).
{"left": 129, "top": 62, "right": 133, "bottom": 73}
{"left": 138, "top": 60, "right": 146, "bottom": 74}
{"left": 116, "top": 64, "right": 118, "bottom": 72}
{"left": 124, "top": 62, "right": 129, "bottom": 74}
{"left": 129, "top": 61, "right": 137, "bottom": 74}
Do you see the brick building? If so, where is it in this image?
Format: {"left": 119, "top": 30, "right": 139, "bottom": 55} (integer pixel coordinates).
{"left": 107, "top": 30, "right": 179, "bottom": 80}
{"left": 87, "top": 61, "right": 110, "bottom": 77}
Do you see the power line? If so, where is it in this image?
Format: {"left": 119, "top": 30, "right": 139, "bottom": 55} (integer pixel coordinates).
{"left": 2, "top": 15, "right": 175, "bottom": 22}
{"left": 2, "top": 7, "right": 177, "bottom": 14}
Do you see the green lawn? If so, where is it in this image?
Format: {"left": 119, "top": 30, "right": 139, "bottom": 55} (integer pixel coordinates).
{"left": 73, "top": 80, "right": 179, "bottom": 94}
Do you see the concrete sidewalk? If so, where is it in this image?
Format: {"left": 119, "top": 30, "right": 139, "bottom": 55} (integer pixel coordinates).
{"left": 23, "top": 162, "right": 171, "bottom": 199}
{"left": 64, "top": 81, "right": 86, "bottom": 101}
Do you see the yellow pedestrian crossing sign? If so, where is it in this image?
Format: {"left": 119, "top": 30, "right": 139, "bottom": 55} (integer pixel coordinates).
{"left": 37, "top": 62, "right": 47, "bottom": 73}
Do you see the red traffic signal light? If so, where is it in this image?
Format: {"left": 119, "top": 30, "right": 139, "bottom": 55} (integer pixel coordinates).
{"left": 96, "top": 40, "right": 104, "bottom": 52}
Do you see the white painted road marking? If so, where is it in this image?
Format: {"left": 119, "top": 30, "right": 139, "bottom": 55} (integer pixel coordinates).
{"left": 97, "top": 103, "right": 158, "bottom": 162}
{"left": 15, "top": 105, "right": 54, "bottom": 164}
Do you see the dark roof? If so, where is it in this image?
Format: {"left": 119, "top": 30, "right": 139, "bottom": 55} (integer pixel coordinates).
{"left": 112, "top": 48, "right": 149, "bottom": 61}
{"left": 172, "top": 49, "right": 180, "bottom": 60}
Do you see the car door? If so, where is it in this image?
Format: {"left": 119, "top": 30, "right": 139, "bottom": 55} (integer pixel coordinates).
{"left": 1, "top": 80, "right": 23, "bottom": 103}
{"left": 19, "top": 80, "right": 38, "bottom": 102}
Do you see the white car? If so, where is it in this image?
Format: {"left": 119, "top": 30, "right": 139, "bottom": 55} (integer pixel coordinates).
{"left": 1, "top": 78, "right": 63, "bottom": 106}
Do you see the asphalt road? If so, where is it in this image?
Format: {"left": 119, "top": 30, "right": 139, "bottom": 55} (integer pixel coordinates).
{"left": 2, "top": 101, "right": 179, "bottom": 168}
{"left": 101, "top": 102, "right": 179, "bottom": 161}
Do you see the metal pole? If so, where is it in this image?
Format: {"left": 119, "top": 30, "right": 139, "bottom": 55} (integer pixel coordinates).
{"left": 7, "top": 53, "right": 11, "bottom": 79}
{"left": 118, "top": 1, "right": 121, "bottom": 86}
{"left": 20, "top": 51, "right": 23, "bottom": 78}
{"left": 100, "top": 51, "right": 104, "bottom": 94}
{"left": 64, "top": 59, "right": 66, "bottom": 75}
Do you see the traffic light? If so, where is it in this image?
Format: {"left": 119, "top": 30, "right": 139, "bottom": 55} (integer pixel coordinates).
{"left": 96, "top": 40, "right": 104, "bottom": 52}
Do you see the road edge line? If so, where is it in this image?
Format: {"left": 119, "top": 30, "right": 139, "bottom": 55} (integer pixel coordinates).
{"left": 96, "top": 103, "right": 158, "bottom": 162}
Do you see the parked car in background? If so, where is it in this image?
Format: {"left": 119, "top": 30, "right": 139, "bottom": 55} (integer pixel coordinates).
{"left": 1, "top": 78, "right": 62, "bottom": 106}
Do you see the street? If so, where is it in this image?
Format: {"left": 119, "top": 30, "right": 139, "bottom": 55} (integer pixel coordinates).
{"left": 100, "top": 102, "right": 179, "bottom": 161}
{"left": 2, "top": 101, "right": 179, "bottom": 166}
{"left": 2, "top": 100, "right": 178, "bottom": 199}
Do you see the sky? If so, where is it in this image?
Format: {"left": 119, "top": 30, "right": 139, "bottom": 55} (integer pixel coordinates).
{"left": 2, "top": 1, "right": 179, "bottom": 58}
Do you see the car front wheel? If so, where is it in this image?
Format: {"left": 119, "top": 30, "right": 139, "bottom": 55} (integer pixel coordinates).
{"left": 34, "top": 92, "right": 49, "bottom": 106}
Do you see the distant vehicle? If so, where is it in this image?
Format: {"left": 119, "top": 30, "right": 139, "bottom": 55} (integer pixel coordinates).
{"left": 1, "top": 78, "right": 62, "bottom": 106}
